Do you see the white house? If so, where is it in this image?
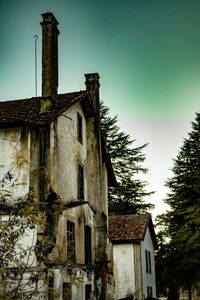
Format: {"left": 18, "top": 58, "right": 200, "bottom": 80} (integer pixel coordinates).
{"left": 0, "top": 12, "right": 115, "bottom": 300}
{"left": 109, "top": 213, "right": 157, "bottom": 300}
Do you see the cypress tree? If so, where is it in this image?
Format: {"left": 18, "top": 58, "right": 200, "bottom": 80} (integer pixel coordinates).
{"left": 156, "top": 112, "right": 200, "bottom": 299}
{"left": 100, "top": 101, "right": 153, "bottom": 214}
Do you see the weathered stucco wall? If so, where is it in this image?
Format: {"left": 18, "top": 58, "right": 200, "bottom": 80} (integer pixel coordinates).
{"left": 141, "top": 226, "right": 157, "bottom": 298}
{"left": 49, "top": 100, "right": 109, "bottom": 265}
{"left": 102, "top": 162, "right": 108, "bottom": 216}
{"left": 48, "top": 203, "right": 96, "bottom": 300}
{"left": 113, "top": 243, "right": 135, "bottom": 299}
{"left": 50, "top": 102, "right": 87, "bottom": 203}
{"left": 1, "top": 215, "right": 37, "bottom": 268}
{"left": 29, "top": 129, "right": 41, "bottom": 198}
{"left": 51, "top": 203, "right": 95, "bottom": 264}
{"left": 0, "top": 127, "right": 30, "bottom": 203}
{"left": 86, "top": 117, "right": 103, "bottom": 212}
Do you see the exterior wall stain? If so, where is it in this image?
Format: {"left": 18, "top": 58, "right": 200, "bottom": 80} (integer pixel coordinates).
{"left": 0, "top": 104, "right": 113, "bottom": 299}
{"left": 0, "top": 12, "right": 115, "bottom": 300}
{"left": 0, "top": 127, "right": 30, "bottom": 204}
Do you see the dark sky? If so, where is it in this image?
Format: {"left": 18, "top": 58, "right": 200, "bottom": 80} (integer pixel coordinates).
{"left": 1, "top": 0, "right": 200, "bottom": 215}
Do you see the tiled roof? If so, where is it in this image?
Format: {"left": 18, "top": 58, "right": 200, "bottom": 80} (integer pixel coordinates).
{"left": 0, "top": 91, "right": 91, "bottom": 127}
{"left": 0, "top": 90, "right": 116, "bottom": 187}
{"left": 108, "top": 213, "right": 152, "bottom": 242}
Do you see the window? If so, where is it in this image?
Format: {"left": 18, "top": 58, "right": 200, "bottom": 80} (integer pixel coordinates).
{"left": 48, "top": 276, "right": 54, "bottom": 300}
{"left": 67, "top": 221, "right": 75, "bottom": 263}
{"left": 77, "top": 112, "right": 83, "bottom": 143}
{"left": 145, "top": 250, "right": 152, "bottom": 274}
{"left": 148, "top": 251, "right": 152, "bottom": 274}
{"left": 85, "top": 226, "right": 92, "bottom": 265}
{"left": 147, "top": 286, "right": 153, "bottom": 297}
{"left": 63, "top": 282, "right": 72, "bottom": 300}
{"left": 85, "top": 284, "right": 92, "bottom": 300}
{"left": 77, "top": 164, "right": 84, "bottom": 200}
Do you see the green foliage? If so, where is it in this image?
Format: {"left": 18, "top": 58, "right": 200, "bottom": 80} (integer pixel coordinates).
{"left": 0, "top": 161, "right": 55, "bottom": 299}
{"left": 100, "top": 101, "right": 154, "bottom": 214}
{"left": 156, "top": 112, "right": 200, "bottom": 299}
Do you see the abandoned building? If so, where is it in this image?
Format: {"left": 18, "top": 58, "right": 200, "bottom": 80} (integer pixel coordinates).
{"left": 109, "top": 213, "right": 157, "bottom": 300}
{"left": 0, "top": 12, "right": 116, "bottom": 299}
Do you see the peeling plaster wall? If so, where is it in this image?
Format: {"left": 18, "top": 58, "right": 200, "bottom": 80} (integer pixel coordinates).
{"left": 113, "top": 243, "right": 135, "bottom": 299}
{"left": 0, "top": 127, "right": 30, "bottom": 203}
{"left": 52, "top": 267, "right": 95, "bottom": 300}
{"left": 106, "top": 238, "right": 115, "bottom": 300}
{"left": 65, "top": 204, "right": 95, "bottom": 265}
{"left": 49, "top": 204, "right": 96, "bottom": 300}
{"left": 50, "top": 102, "right": 87, "bottom": 203}
{"left": 29, "top": 129, "right": 41, "bottom": 198}
{"left": 86, "top": 117, "right": 101, "bottom": 212}
{"left": 51, "top": 203, "right": 95, "bottom": 265}
{"left": 133, "top": 243, "right": 143, "bottom": 300}
{"left": 1, "top": 215, "right": 37, "bottom": 267}
{"left": 47, "top": 101, "right": 111, "bottom": 299}
{"left": 141, "top": 226, "right": 157, "bottom": 298}
{"left": 86, "top": 117, "right": 108, "bottom": 269}
{"left": 102, "top": 162, "right": 108, "bottom": 216}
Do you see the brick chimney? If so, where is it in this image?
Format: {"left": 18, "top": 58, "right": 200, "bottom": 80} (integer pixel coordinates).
{"left": 40, "top": 12, "right": 60, "bottom": 112}
{"left": 85, "top": 73, "right": 101, "bottom": 144}
{"left": 85, "top": 73, "right": 100, "bottom": 118}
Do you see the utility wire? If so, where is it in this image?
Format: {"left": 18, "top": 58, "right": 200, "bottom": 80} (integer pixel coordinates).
{"left": 34, "top": 35, "right": 38, "bottom": 97}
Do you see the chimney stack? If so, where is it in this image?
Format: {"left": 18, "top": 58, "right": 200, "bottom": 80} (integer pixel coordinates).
{"left": 40, "top": 12, "right": 60, "bottom": 112}
{"left": 85, "top": 73, "right": 101, "bottom": 142}
{"left": 85, "top": 73, "right": 100, "bottom": 117}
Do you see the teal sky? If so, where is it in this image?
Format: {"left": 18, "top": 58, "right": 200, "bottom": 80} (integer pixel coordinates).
{"left": 1, "top": 0, "right": 200, "bottom": 215}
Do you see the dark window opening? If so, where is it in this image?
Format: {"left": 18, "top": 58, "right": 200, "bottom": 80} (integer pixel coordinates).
{"left": 77, "top": 112, "right": 83, "bottom": 143}
{"left": 63, "top": 282, "right": 72, "bottom": 300}
{"left": 145, "top": 250, "right": 152, "bottom": 274}
{"left": 147, "top": 286, "right": 153, "bottom": 297}
{"left": 48, "top": 276, "right": 54, "bottom": 300}
{"left": 77, "top": 164, "right": 84, "bottom": 200}
{"left": 85, "top": 284, "right": 92, "bottom": 300}
{"left": 67, "top": 221, "right": 75, "bottom": 263}
{"left": 148, "top": 251, "right": 151, "bottom": 274}
{"left": 85, "top": 225, "right": 92, "bottom": 265}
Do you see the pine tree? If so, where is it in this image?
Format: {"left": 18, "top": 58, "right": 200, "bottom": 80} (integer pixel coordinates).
{"left": 100, "top": 101, "right": 154, "bottom": 214}
{"left": 156, "top": 112, "right": 200, "bottom": 299}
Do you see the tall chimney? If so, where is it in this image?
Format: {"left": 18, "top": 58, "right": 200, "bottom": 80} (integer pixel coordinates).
{"left": 85, "top": 73, "right": 100, "bottom": 117}
{"left": 40, "top": 12, "right": 60, "bottom": 111}
{"left": 85, "top": 73, "right": 101, "bottom": 143}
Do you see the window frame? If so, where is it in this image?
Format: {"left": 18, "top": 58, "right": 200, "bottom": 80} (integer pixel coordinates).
{"left": 85, "top": 284, "right": 92, "bottom": 300}
{"left": 147, "top": 286, "right": 153, "bottom": 297}
{"left": 48, "top": 276, "right": 54, "bottom": 300}
{"left": 145, "top": 249, "right": 152, "bottom": 274}
{"left": 84, "top": 225, "right": 92, "bottom": 265}
{"left": 67, "top": 220, "right": 75, "bottom": 264}
{"left": 63, "top": 282, "right": 72, "bottom": 300}
{"left": 77, "top": 112, "right": 83, "bottom": 144}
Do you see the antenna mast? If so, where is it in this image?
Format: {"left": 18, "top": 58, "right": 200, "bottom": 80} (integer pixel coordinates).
{"left": 34, "top": 35, "right": 38, "bottom": 97}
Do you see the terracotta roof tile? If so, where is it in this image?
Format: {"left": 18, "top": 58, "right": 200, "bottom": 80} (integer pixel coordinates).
{"left": 0, "top": 91, "right": 90, "bottom": 127}
{"left": 108, "top": 213, "right": 151, "bottom": 242}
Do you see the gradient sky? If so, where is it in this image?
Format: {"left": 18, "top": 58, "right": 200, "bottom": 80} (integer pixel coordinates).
{"left": 1, "top": 0, "right": 200, "bottom": 217}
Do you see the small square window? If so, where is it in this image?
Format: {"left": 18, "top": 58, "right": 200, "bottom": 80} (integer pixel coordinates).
{"left": 77, "top": 164, "right": 84, "bottom": 200}
{"left": 77, "top": 112, "right": 83, "bottom": 143}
